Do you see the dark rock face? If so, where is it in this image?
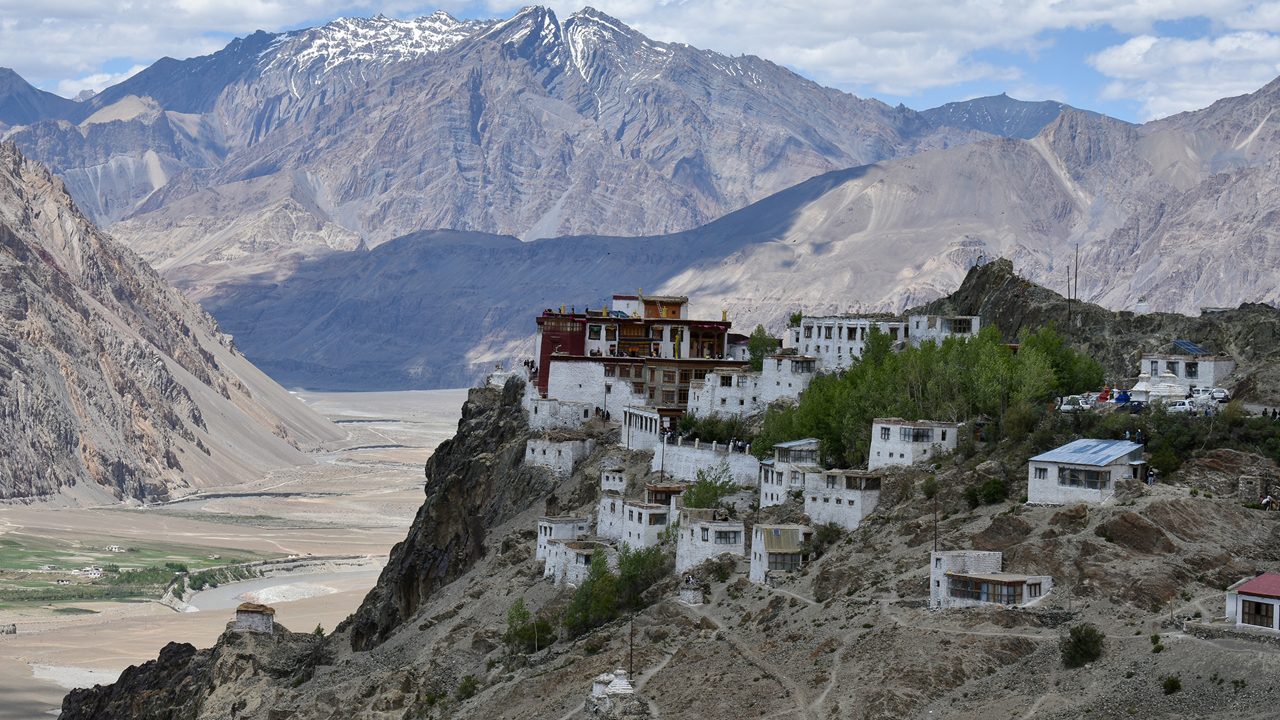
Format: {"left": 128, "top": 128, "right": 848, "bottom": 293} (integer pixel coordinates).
{"left": 61, "top": 642, "right": 212, "bottom": 720}
{"left": 342, "top": 378, "right": 552, "bottom": 650}
{"left": 921, "top": 93, "right": 1077, "bottom": 140}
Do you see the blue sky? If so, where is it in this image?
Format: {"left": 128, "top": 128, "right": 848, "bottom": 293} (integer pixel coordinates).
{"left": 5, "top": 2, "right": 1280, "bottom": 122}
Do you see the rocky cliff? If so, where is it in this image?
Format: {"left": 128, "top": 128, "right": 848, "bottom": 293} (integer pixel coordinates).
{"left": 0, "top": 142, "right": 341, "bottom": 501}
{"left": 59, "top": 370, "right": 1280, "bottom": 719}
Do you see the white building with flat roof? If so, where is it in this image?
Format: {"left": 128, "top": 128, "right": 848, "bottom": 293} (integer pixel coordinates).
{"left": 687, "top": 355, "right": 817, "bottom": 419}
{"left": 622, "top": 502, "right": 671, "bottom": 549}
{"left": 868, "top": 418, "right": 961, "bottom": 470}
{"left": 622, "top": 405, "right": 666, "bottom": 451}
{"left": 675, "top": 508, "right": 745, "bottom": 573}
{"left": 1225, "top": 573, "right": 1280, "bottom": 632}
{"left": 1027, "top": 439, "right": 1145, "bottom": 505}
{"left": 786, "top": 316, "right": 906, "bottom": 371}
{"left": 536, "top": 516, "right": 590, "bottom": 562}
{"left": 759, "top": 438, "right": 821, "bottom": 508}
{"left": 601, "top": 467, "right": 627, "bottom": 494}
{"left": 749, "top": 524, "right": 813, "bottom": 584}
{"left": 906, "top": 315, "right": 980, "bottom": 346}
{"left": 525, "top": 437, "right": 596, "bottom": 478}
{"left": 544, "top": 540, "right": 617, "bottom": 587}
{"left": 1139, "top": 340, "right": 1234, "bottom": 394}
{"left": 804, "top": 470, "right": 881, "bottom": 530}
{"left": 929, "top": 550, "right": 1052, "bottom": 609}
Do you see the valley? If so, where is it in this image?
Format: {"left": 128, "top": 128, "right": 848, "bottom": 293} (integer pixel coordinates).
{"left": 0, "top": 389, "right": 467, "bottom": 719}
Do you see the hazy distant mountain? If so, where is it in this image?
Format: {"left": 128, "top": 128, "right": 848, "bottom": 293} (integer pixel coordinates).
{"left": 921, "top": 93, "right": 1077, "bottom": 139}
{"left": 0, "top": 142, "right": 340, "bottom": 501}
{"left": 0, "top": 68, "right": 78, "bottom": 128}
{"left": 7, "top": 6, "right": 976, "bottom": 270}
{"left": 197, "top": 76, "right": 1280, "bottom": 389}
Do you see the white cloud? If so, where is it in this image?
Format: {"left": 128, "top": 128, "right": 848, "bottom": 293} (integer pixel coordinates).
{"left": 1090, "top": 31, "right": 1280, "bottom": 119}
{"left": 55, "top": 65, "right": 148, "bottom": 98}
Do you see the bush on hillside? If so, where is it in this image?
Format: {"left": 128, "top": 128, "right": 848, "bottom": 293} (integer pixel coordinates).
{"left": 1061, "top": 623, "right": 1105, "bottom": 668}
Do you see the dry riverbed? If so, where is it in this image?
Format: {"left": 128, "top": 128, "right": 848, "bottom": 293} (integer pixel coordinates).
{"left": 0, "top": 389, "right": 466, "bottom": 719}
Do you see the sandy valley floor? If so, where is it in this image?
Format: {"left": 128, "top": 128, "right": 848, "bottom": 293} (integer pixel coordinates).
{"left": 0, "top": 389, "right": 467, "bottom": 719}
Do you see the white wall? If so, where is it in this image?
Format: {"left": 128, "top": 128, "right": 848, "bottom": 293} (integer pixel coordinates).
{"left": 525, "top": 438, "right": 596, "bottom": 478}
{"left": 687, "top": 371, "right": 762, "bottom": 419}
{"left": 759, "top": 356, "right": 815, "bottom": 404}
{"left": 536, "top": 517, "right": 590, "bottom": 561}
{"left": 597, "top": 494, "right": 625, "bottom": 541}
{"left": 1138, "top": 354, "right": 1235, "bottom": 392}
{"left": 623, "top": 407, "right": 665, "bottom": 451}
{"left": 676, "top": 519, "right": 745, "bottom": 573}
{"left": 621, "top": 503, "right": 671, "bottom": 549}
{"left": 803, "top": 474, "right": 879, "bottom": 530}
{"left": 786, "top": 316, "right": 906, "bottom": 372}
{"left": 929, "top": 551, "right": 1002, "bottom": 609}
{"left": 1226, "top": 592, "right": 1280, "bottom": 631}
{"left": 651, "top": 440, "right": 760, "bottom": 487}
{"left": 544, "top": 542, "right": 617, "bottom": 587}
{"left": 601, "top": 469, "right": 627, "bottom": 494}
{"left": 906, "top": 315, "right": 980, "bottom": 346}
{"left": 868, "top": 421, "right": 961, "bottom": 470}
{"left": 1026, "top": 459, "right": 1132, "bottom": 505}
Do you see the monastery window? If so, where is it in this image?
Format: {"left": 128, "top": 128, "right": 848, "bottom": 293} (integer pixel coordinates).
{"left": 1185, "top": 362, "right": 1199, "bottom": 379}
{"left": 604, "top": 365, "right": 615, "bottom": 377}
{"left": 618, "top": 365, "right": 630, "bottom": 378}
{"left": 835, "top": 498, "right": 842, "bottom": 505}
{"left": 663, "top": 371, "right": 677, "bottom": 384}
{"left": 648, "top": 388, "right": 655, "bottom": 400}
{"left": 768, "top": 553, "right": 803, "bottom": 572}
{"left": 649, "top": 368, "right": 656, "bottom": 382}
{"left": 606, "top": 326, "right": 617, "bottom": 341}
{"left": 738, "top": 398, "right": 744, "bottom": 405}
{"left": 1027, "top": 583, "right": 1042, "bottom": 598}
{"left": 880, "top": 426, "right": 890, "bottom": 441}
{"left": 680, "top": 369, "right": 692, "bottom": 384}
{"left": 1034, "top": 467, "right": 1048, "bottom": 480}
{"left": 803, "top": 327, "right": 812, "bottom": 339}
{"left": 694, "top": 369, "right": 707, "bottom": 380}
{"left": 679, "top": 389, "right": 689, "bottom": 404}
{"left": 1166, "top": 361, "right": 1179, "bottom": 375}
{"left": 1242, "top": 600, "right": 1275, "bottom": 628}
{"left": 610, "top": 501, "right": 616, "bottom": 512}
{"left": 701, "top": 528, "right": 709, "bottom": 541}
{"left": 1149, "top": 360, "right": 1159, "bottom": 374}
{"left": 901, "top": 427, "right": 933, "bottom": 443}
{"left": 825, "top": 476, "right": 837, "bottom": 489}
{"left": 605, "top": 384, "right": 612, "bottom": 395}
{"left": 720, "top": 398, "right": 726, "bottom": 405}
{"left": 1057, "top": 468, "right": 1110, "bottom": 489}
{"left": 588, "top": 325, "right": 602, "bottom": 340}
{"left": 721, "top": 375, "right": 733, "bottom": 387}
{"left": 628, "top": 510, "right": 634, "bottom": 521}
{"left": 935, "top": 557, "right": 942, "bottom": 568}
{"left": 941, "top": 430, "right": 947, "bottom": 441}
{"left": 649, "top": 513, "right": 668, "bottom": 526}
{"left": 823, "top": 497, "right": 830, "bottom": 503}
{"left": 714, "top": 531, "right": 740, "bottom": 544}
{"left": 663, "top": 390, "right": 676, "bottom": 404}
{"left": 634, "top": 383, "right": 644, "bottom": 395}
{"left": 824, "top": 327, "right": 832, "bottom": 339}
{"left": 810, "top": 496, "right": 817, "bottom": 503}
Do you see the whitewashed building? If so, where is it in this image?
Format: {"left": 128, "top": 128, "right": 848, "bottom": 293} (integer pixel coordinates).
{"left": 601, "top": 467, "right": 627, "bottom": 494}
{"left": 906, "top": 314, "right": 981, "bottom": 346}
{"left": 621, "top": 501, "right": 671, "bottom": 549}
{"left": 786, "top": 316, "right": 907, "bottom": 371}
{"left": 1026, "top": 439, "right": 1146, "bottom": 505}
{"left": 525, "top": 437, "right": 596, "bottom": 478}
{"left": 687, "top": 354, "right": 817, "bottom": 419}
{"left": 804, "top": 470, "right": 882, "bottom": 530}
{"left": 675, "top": 508, "right": 746, "bottom": 573}
{"left": 622, "top": 405, "right": 666, "bottom": 451}
{"left": 1139, "top": 340, "right": 1234, "bottom": 394}
{"left": 651, "top": 439, "right": 760, "bottom": 487}
{"left": 749, "top": 524, "right": 813, "bottom": 584}
{"left": 929, "top": 551, "right": 1052, "bottom": 609}
{"left": 868, "top": 418, "right": 962, "bottom": 470}
{"left": 596, "top": 493, "right": 626, "bottom": 542}
{"left": 535, "top": 516, "right": 590, "bottom": 562}
{"left": 544, "top": 540, "right": 617, "bottom": 587}
{"left": 759, "top": 438, "right": 822, "bottom": 508}
{"left": 233, "top": 603, "right": 276, "bottom": 634}
{"left": 1225, "top": 572, "right": 1280, "bottom": 632}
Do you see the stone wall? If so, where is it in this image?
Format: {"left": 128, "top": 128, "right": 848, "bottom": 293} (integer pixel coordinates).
{"left": 650, "top": 440, "right": 759, "bottom": 486}
{"left": 526, "top": 438, "right": 597, "bottom": 478}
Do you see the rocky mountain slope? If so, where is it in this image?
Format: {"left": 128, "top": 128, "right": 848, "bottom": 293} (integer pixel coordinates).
{"left": 0, "top": 142, "right": 341, "bottom": 502}
{"left": 921, "top": 93, "right": 1078, "bottom": 139}
{"left": 60, "top": 377, "right": 1280, "bottom": 720}
{"left": 6, "top": 7, "right": 972, "bottom": 267}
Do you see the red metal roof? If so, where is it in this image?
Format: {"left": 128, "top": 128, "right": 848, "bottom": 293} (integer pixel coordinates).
{"left": 1237, "top": 572, "right": 1280, "bottom": 599}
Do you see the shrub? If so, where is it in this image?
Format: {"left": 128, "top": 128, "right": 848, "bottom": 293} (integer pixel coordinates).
{"left": 965, "top": 477, "right": 1008, "bottom": 508}
{"left": 804, "top": 523, "right": 843, "bottom": 557}
{"left": 455, "top": 675, "right": 479, "bottom": 701}
{"left": 1061, "top": 623, "right": 1105, "bottom": 668}
{"left": 313, "top": 624, "right": 325, "bottom": 637}
{"left": 1162, "top": 675, "right": 1181, "bottom": 695}
{"left": 682, "top": 462, "right": 738, "bottom": 509}
{"left": 504, "top": 598, "right": 555, "bottom": 653}
{"left": 616, "top": 545, "right": 671, "bottom": 611}
{"left": 922, "top": 476, "right": 939, "bottom": 501}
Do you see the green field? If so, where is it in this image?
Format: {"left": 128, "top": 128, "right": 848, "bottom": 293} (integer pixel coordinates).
{"left": 0, "top": 533, "right": 279, "bottom": 608}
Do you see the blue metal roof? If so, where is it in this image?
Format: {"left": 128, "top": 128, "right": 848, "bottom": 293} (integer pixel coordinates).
{"left": 1029, "top": 439, "right": 1144, "bottom": 466}
{"left": 1172, "top": 339, "right": 1209, "bottom": 356}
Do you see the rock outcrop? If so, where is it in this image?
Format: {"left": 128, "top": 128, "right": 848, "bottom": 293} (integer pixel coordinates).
{"left": 0, "top": 142, "right": 341, "bottom": 501}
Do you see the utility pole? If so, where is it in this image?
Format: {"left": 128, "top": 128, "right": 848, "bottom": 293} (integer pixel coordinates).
{"left": 932, "top": 488, "right": 939, "bottom": 552}
{"left": 629, "top": 613, "right": 635, "bottom": 678}
{"left": 1074, "top": 243, "right": 1080, "bottom": 327}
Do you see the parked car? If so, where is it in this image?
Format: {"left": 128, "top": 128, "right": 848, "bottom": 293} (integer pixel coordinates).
{"left": 1209, "top": 388, "right": 1231, "bottom": 403}
{"left": 1058, "top": 395, "right": 1085, "bottom": 412}
{"left": 1166, "top": 399, "right": 1197, "bottom": 414}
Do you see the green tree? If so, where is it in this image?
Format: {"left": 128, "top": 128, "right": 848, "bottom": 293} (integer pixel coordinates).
{"left": 682, "top": 461, "right": 738, "bottom": 508}
{"left": 616, "top": 546, "right": 670, "bottom": 611}
{"left": 562, "top": 554, "right": 619, "bottom": 637}
{"left": 747, "top": 325, "right": 780, "bottom": 371}
{"left": 1061, "top": 623, "right": 1105, "bottom": 668}
{"left": 505, "top": 598, "right": 555, "bottom": 653}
